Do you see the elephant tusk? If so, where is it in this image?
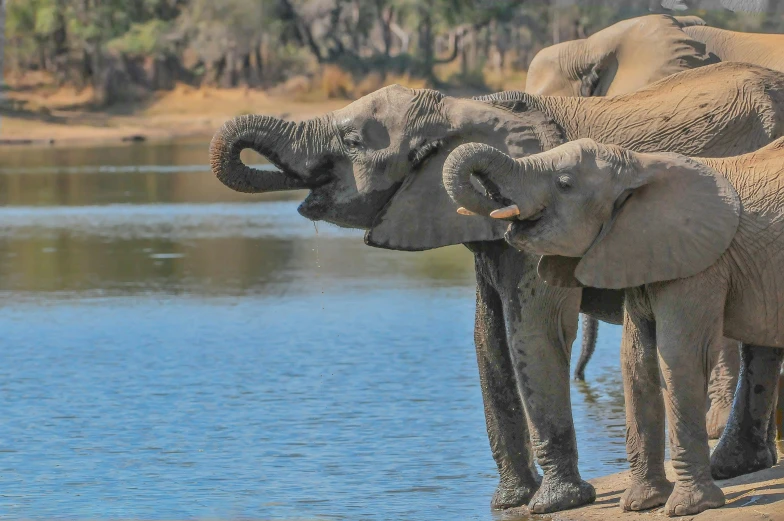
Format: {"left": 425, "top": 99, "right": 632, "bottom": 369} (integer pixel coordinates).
{"left": 490, "top": 205, "right": 520, "bottom": 219}
{"left": 457, "top": 207, "right": 477, "bottom": 216}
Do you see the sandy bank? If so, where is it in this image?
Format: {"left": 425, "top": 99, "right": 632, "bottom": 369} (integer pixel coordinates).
{"left": 501, "top": 452, "right": 784, "bottom": 521}
{"left": 0, "top": 84, "right": 351, "bottom": 148}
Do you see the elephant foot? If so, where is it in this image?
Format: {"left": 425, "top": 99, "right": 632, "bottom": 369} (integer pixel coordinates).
{"left": 705, "top": 403, "right": 731, "bottom": 439}
{"left": 528, "top": 475, "right": 595, "bottom": 514}
{"left": 710, "top": 434, "right": 775, "bottom": 480}
{"left": 490, "top": 480, "right": 538, "bottom": 510}
{"left": 620, "top": 477, "right": 673, "bottom": 511}
{"left": 663, "top": 481, "right": 724, "bottom": 517}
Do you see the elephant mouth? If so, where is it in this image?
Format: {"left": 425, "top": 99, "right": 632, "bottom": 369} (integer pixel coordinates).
{"left": 504, "top": 217, "right": 543, "bottom": 252}
{"left": 297, "top": 189, "right": 329, "bottom": 221}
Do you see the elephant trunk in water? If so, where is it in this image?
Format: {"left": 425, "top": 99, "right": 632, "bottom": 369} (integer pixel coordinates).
{"left": 210, "top": 114, "right": 320, "bottom": 193}
{"left": 442, "top": 143, "right": 547, "bottom": 219}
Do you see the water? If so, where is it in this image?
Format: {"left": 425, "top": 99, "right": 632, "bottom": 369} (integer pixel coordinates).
{"left": 0, "top": 140, "right": 625, "bottom": 520}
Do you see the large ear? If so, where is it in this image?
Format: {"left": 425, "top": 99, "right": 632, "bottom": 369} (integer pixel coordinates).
{"left": 366, "top": 96, "right": 565, "bottom": 251}
{"left": 574, "top": 155, "right": 741, "bottom": 289}
{"left": 364, "top": 153, "right": 507, "bottom": 251}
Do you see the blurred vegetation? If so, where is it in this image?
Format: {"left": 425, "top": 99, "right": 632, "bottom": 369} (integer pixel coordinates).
{"left": 3, "top": 0, "right": 784, "bottom": 106}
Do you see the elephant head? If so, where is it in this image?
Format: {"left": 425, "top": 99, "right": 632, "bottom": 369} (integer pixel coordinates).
{"left": 524, "top": 14, "right": 717, "bottom": 97}
{"left": 442, "top": 138, "right": 741, "bottom": 289}
{"left": 210, "top": 85, "right": 564, "bottom": 251}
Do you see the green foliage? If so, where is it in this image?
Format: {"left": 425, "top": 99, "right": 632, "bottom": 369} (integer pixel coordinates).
{"left": 108, "top": 19, "right": 172, "bottom": 55}
{"left": 4, "top": 0, "right": 784, "bottom": 103}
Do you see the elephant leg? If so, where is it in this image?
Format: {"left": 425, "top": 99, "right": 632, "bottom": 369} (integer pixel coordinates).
{"left": 573, "top": 314, "right": 598, "bottom": 381}
{"left": 474, "top": 270, "right": 540, "bottom": 509}
{"left": 652, "top": 286, "right": 725, "bottom": 517}
{"left": 705, "top": 338, "right": 740, "bottom": 439}
{"left": 711, "top": 344, "right": 784, "bottom": 479}
{"left": 490, "top": 247, "right": 594, "bottom": 514}
{"left": 619, "top": 310, "right": 672, "bottom": 512}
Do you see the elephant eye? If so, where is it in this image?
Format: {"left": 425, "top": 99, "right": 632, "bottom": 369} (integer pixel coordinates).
{"left": 343, "top": 133, "right": 363, "bottom": 150}
{"left": 556, "top": 174, "right": 573, "bottom": 191}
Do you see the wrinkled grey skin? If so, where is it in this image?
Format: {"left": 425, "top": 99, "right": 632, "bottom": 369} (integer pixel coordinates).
{"left": 210, "top": 62, "right": 783, "bottom": 514}
{"left": 441, "top": 137, "right": 784, "bottom": 516}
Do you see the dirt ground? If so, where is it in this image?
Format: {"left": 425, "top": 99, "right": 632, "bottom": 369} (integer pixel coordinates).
{"left": 500, "top": 450, "right": 784, "bottom": 521}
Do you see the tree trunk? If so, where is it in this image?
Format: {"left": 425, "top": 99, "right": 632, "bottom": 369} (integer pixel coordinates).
{"left": 418, "top": 4, "right": 435, "bottom": 79}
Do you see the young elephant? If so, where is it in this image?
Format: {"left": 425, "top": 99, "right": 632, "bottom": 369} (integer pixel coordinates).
{"left": 442, "top": 137, "right": 784, "bottom": 516}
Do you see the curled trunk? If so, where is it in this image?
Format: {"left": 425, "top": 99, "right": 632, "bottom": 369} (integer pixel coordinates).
{"left": 442, "top": 143, "right": 518, "bottom": 216}
{"left": 210, "top": 114, "right": 310, "bottom": 194}
{"left": 442, "top": 143, "right": 546, "bottom": 219}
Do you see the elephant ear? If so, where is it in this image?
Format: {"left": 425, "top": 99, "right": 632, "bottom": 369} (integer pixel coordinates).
{"left": 364, "top": 150, "right": 507, "bottom": 251}
{"left": 366, "top": 98, "right": 565, "bottom": 251}
{"left": 574, "top": 155, "right": 741, "bottom": 289}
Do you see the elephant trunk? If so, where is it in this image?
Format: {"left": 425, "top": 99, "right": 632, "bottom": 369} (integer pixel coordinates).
{"left": 442, "top": 143, "right": 545, "bottom": 219}
{"left": 210, "top": 114, "right": 314, "bottom": 194}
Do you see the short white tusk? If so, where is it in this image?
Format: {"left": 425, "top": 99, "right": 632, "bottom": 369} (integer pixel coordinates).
{"left": 457, "top": 207, "right": 477, "bottom": 216}
{"left": 489, "top": 205, "right": 520, "bottom": 219}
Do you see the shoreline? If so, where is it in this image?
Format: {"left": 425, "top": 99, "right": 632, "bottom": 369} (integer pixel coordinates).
{"left": 0, "top": 84, "right": 353, "bottom": 149}
{"left": 503, "top": 452, "right": 784, "bottom": 521}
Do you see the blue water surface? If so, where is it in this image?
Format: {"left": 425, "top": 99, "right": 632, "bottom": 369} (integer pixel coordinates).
{"left": 0, "top": 141, "right": 625, "bottom": 520}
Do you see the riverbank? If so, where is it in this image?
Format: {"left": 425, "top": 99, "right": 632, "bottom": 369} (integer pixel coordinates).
{"left": 0, "top": 82, "right": 354, "bottom": 148}
{"left": 0, "top": 70, "right": 513, "bottom": 148}
{"left": 501, "top": 452, "right": 784, "bottom": 521}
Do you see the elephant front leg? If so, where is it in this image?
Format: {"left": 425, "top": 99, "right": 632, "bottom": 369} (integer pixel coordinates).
{"left": 710, "top": 344, "right": 784, "bottom": 479}
{"left": 705, "top": 338, "right": 740, "bottom": 439}
{"left": 619, "top": 311, "right": 673, "bottom": 511}
{"left": 474, "top": 280, "right": 541, "bottom": 509}
{"left": 501, "top": 271, "right": 595, "bottom": 514}
{"left": 652, "top": 287, "right": 726, "bottom": 517}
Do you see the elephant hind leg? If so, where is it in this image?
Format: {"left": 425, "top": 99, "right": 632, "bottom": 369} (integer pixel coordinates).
{"left": 710, "top": 344, "right": 783, "bottom": 480}
{"left": 705, "top": 337, "right": 740, "bottom": 439}
{"left": 619, "top": 311, "right": 672, "bottom": 512}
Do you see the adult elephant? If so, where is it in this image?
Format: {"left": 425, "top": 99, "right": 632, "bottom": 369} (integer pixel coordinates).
{"left": 210, "top": 62, "right": 784, "bottom": 514}
{"left": 524, "top": 15, "right": 716, "bottom": 98}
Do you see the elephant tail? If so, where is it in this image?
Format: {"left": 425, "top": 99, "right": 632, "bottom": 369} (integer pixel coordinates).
{"left": 574, "top": 314, "right": 599, "bottom": 381}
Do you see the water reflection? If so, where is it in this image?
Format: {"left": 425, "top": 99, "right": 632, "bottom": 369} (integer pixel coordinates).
{"left": 0, "top": 140, "right": 627, "bottom": 520}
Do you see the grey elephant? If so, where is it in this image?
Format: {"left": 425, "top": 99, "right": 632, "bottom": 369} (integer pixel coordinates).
{"left": 441, "top": 136, "right": 784, "bottom": 516}
{"left": 210, "top": 62, "right": 784, "bottom": 513}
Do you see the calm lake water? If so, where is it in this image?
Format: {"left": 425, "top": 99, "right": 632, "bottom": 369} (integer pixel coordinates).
{"left": 0, "top": 140, "right": 625, "bottom": 520}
